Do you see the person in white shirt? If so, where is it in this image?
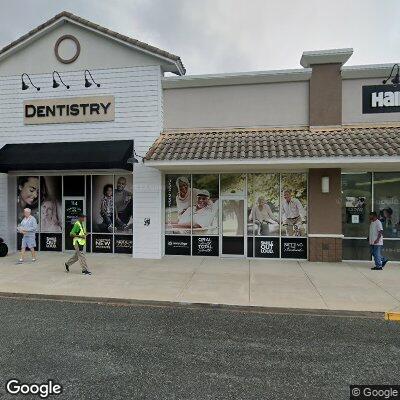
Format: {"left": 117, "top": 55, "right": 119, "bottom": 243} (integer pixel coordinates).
{"left": 249, "top": 197, "right": 278, "bottom": 235}
{"left": 175, "top": 176, "right": 200, "bottom": 216}
{"left": 281, "top": 190, "right": 306, "bottom": 236}
{"left": 172, "top": 190, "right": 217, "bottom": 233}
{"left": 368, "top": 211, "right": 389, "bottom": 270}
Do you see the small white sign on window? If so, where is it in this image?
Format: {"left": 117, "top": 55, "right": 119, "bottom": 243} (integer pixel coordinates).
{"left": 351, "top": 215, "right": 360, "bottom": 224}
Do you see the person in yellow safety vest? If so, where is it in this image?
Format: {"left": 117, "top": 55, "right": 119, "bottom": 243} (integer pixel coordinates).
{"left": 64, "top": 214, "right": 92, "bottom": 275}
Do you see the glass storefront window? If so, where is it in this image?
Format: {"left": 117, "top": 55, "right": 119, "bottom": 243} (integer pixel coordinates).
{"left": 164, "top": 174, "right": 192, "bottom": 235}
{"left": 114, "top": 174, "right": 133, "bottom": 234}
{"left": 373, "top": 172, "right": 400, "bottom": 238}
{"left": 16, "top": 174, "right": 133, "bottom": 254}
{"left": 192, "top": 174, "right": 219, "bottom": 236}
{"left": 92, "top": 175, "right": 114, "bottom": 233}
{"left": 220, "top": 174, "right": 245, "bottom": 196}
{"left": 247, "top": 173, "right": 280, "bottom": 237}
{"left": 342, "top": 173, "right": 372, "bottom": 238}
{"left": 280, "top": 173, "right": 307, "bottom": 237}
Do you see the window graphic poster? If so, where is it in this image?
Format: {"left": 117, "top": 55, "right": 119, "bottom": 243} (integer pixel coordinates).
{"left": 192, "top": 236, "right": 219, "bottom": 256}
{"left": 92, "top": 234, "right": 113, "bottom": 253}
{"left": 165, "top": 175, "right": 192, "bottom": 234}
{"left": 40, "top": 176, "right": 62, "bottom": 233}
{"left": 281, "top": 237, "right": 307, "bottom": 259}
{"left": 40, "top": 233, "right": 62, "bottom": 252}
{"left": 165, "top": 235, "right": 191, "bottom": 255}
{"left": 345, "top": 196, "right": 366, "bottom": 224}
{"left": 247, "top": 174, "right": 280, "bottom": 237}
{"left": 114, "top": 174, "right": 133, "bottom": 234}
{"left": 17, "top": 176, "right": 39, "bottom": 225}
{"left": 281, "top": 173, "right": 308, "bottom": 237}
{"left": 93, "top": 175, "right": 114, "bottom": 233}
{"left": 255, "top": 237, "right": 279, "bottom": 258}
{"left": 114, "top": 235, "right": 133, "bottom": 254}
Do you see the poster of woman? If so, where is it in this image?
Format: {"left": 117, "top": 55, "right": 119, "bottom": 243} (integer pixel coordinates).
{"left": 17, "top": 176, "right": 39, "bottom": 224}
{"left": 40, "top": 176, "right": 62, "bottom": 233}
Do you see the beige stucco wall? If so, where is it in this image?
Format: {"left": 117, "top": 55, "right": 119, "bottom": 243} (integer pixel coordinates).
{"left": 342, "top": 77, "right": 400, "bottom": 125}
{"left": 163, "top": 81, "right": 309, "bottom": 129}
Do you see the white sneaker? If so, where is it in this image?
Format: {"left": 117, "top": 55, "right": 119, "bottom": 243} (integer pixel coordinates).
{"left": 32, "top": 258, "right": 36, "bottom": 262}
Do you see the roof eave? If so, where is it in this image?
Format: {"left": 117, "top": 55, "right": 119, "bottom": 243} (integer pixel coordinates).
{"left": 0, "top": 11, "right": 186, "bottom": 75}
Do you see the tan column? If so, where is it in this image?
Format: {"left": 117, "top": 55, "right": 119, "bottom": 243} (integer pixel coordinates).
{"left": 308, "top": 168, "right": 342, "bottom": 262}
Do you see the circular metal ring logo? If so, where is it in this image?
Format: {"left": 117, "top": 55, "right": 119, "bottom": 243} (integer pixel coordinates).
{"left": 54, "top": 35, "right": 81, "bottom": 64}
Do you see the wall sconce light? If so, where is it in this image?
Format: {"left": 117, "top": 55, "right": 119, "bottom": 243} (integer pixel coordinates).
{"left": 21, "top": 73, "right": 40, "bottom": 91}
{"left": 52, "top": 71, "right": 70, "bottom": 89}
{"left": 383, "top": 64, "right": 400, "bottom": 87}
{"left": 84, "top": 69, "right": 100, "bottom": 88}
{"left": 321, "top": 176, "right": 330, "bottom": 193}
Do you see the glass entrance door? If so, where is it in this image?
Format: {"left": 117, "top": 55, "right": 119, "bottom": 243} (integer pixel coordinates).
{"left": 64, "top": 198, "right": 85, "bottom": 251}
{"left": 221, "top": 198, "right": 245, "bottom": 256}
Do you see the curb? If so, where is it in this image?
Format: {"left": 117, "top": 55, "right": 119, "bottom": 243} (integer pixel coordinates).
{"left": 385, "top": 312, "right": 400, "bottom": 322}
{"left": 0, "top": 291, "right": 384, "bottom": 319}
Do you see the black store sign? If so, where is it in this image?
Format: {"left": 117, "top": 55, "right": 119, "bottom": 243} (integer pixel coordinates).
{"left": 92, "top": 234, "right": 113, "bottom": 253}
{"left": 40, "top": 233, "right": 62, "bottom": 252}
{"left": 281, "top": 237, "right": 307, "bottom": 259}
{"left": 362, "top": 85, "right": 400, "bottom": 114}
{"left": 165, "top": 235, "right": 191, "bottom": 255}
{"left": 114, "top": 235, "right": 133, "bottom": 254}
{"left": 255, "top": 237, "right": 279, "bottom": 258}
{"left": 192, "top": 236, "right": 219, "bottom": 256}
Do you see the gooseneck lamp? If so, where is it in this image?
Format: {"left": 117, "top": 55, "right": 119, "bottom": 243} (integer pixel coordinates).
{"left": 52, "top": 71, "right": 70, "bottom": 89}
{"left": 21, "top": 73, "right": 40, "bottom": 91}
{"left": 382, "top": 64, "right": 400, "bottom": 87}
{"left": 84, "top": 69, "right": 101, "bottom": 88}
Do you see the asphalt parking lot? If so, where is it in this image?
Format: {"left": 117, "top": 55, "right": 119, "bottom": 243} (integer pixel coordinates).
{"left": 0, "top": 297, "right": 399, "bottom": 400}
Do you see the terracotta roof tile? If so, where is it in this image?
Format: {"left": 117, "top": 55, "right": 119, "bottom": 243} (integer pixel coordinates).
{"left": 145, "top": 126, "right": 400, "bottom": 162}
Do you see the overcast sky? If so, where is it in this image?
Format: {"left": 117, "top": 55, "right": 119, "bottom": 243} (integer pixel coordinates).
{"left": 0, "top": 0, "right": 399, "bottom": 75}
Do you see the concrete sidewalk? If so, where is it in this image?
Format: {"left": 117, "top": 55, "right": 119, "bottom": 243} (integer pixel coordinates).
{"left": 0, "top": 253, "right": 399, "bottom": 313}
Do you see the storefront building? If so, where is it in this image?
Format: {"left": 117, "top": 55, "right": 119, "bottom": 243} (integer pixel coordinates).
{"left": 1, "top": 12, "right": 400, "bottom": 261}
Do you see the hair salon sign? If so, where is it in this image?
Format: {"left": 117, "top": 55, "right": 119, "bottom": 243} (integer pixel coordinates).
{"left": 362, "top": 85, "right": 400, "bottom": 114}
{"left": 23, "top": 96, "right": 115, "bottom": 124}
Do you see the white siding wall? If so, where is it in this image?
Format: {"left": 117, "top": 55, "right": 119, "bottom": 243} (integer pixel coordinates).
{"left": 0, "top": 65, "right": 163, "bottom": 258}
{"left": 0, "top": 173, "right": 8, "bottom": 242}
{"left": 132, "top": 164, "right": 162, "bottom": 258}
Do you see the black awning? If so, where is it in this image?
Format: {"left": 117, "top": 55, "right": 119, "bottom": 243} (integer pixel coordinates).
{"left": 0, "top": 140, "right": 133, "bottom": 172}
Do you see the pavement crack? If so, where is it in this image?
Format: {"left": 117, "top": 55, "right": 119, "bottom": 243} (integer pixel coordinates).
{"left": 347, "top": 262, "right": 400, "bottom": 306}
{"left": 297, "top": 261, "right": 330, "bottom": 309}
{"left": 176, "top": 257, "right": 204, "bottom": 301}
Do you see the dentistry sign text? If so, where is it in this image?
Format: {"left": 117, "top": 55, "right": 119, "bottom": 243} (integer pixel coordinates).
{"left": 362, "top": 85, "right": 400, "bottom": 114}
{"left": 24, "top": 96, "right": 115, "bottom": 124}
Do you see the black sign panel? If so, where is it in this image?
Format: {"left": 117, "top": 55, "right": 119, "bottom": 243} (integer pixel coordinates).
{"left": 17, "top": 233, "right": 39, "bottom": 251}
{"left": 64, "top": 199, "right": 84, "bottom": 251}
{"left": 114, "top": 235, "right": 133, "bottom": 254}
{"left": 165, "top": 235, "right": 191, "bottom": 255}
{"left": 362, "top": 85, "right": 400, "bottom": 114}
{"left": 40, "top": 233, "right": 62, "bottom": 252}
{"left": 255, "top": 237, "right": 280, "bottom": 258}
{"left": 192, "top": 236, "right": 219, "bottom": 256}
{"left": 281, "top": 237, "right": 307, "bottom": 259}
{"left": 92, "top": 234, "right": 113, "bottom": 253}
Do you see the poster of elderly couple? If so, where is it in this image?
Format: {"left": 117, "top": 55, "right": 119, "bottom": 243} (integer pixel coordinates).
{"left": 165, "top": 173, "right": 308, "bottom": 238}
{"left": 165, "top": 174, "right": 219, "bottom": 235}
